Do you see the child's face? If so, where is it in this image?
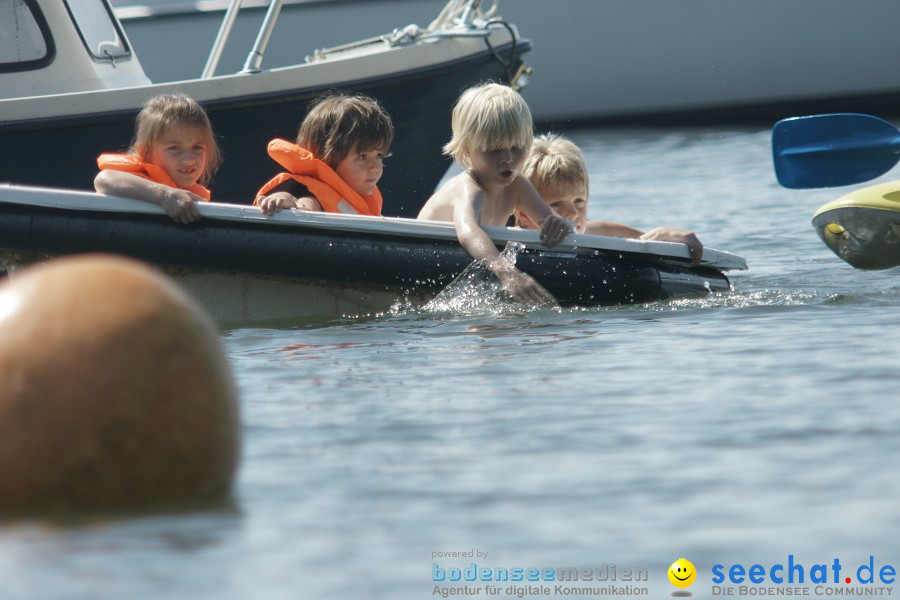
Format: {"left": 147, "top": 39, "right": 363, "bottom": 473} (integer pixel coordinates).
{"left": 466, "top": 145, "right": 527, "bottom": 187}
{"left": 543, "top": 183, "right": 589, "bottom": 232}
{"left": 518, "top": 182, "right": 588, "bottom": 232}
{"left": 149, "top": 124, "right": 209, "bottom": 189}
{"left": 334, "top": 142, "right": 386, "bottom": 197}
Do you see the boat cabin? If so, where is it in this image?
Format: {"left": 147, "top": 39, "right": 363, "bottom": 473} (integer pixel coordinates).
{"left": 0, "top": 0, "right": 150, "bottom": 100}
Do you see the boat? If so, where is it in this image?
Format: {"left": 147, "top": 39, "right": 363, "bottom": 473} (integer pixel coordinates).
{"left": 0, "top": 0, "right": 531, "bottom": 217}
{"left": 1, "top": 1, "right": 748, "bottom": 324}
{"left": 811, "top": 182, "right": 900, "bottom": 270}
{"left": 110, "top": 0, "right": 900, "bottom": 125}
{"left": 0, "top": 183, "right": 747, "bottom": 324}
{"left": 772, "top": 112, "right": 900, "bottom": 269}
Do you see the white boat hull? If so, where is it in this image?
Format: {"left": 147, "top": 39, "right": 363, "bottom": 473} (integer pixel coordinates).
{"left": 2, "top": 254, "right": 426, "bottom": 324}
{"left": 113, "top": 0, "right": 900, "bottom": 124}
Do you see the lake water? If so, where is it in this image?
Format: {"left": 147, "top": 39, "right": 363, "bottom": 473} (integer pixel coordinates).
{"left": 3, "top": 124, "right": 900, "bottom": 600}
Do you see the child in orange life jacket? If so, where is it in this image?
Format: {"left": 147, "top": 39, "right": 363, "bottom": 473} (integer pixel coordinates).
{"left": 94, "top": 94, "right": 221, "bottom": 225}
{"left": 416, "top": 83, "right": 575, "bottom": 307}
{"left": 516, "top": 133, "right": 705, "bottom": 265}
{"left": 254, "top": 93, "right": 393, "bottom": 216}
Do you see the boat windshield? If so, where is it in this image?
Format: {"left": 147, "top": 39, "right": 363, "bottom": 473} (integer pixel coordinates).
{"left": 0, "top": 0, "right": 53, "bottom": 72}
{"left": 63, "top": 0, "right": 130, "bottom": 62}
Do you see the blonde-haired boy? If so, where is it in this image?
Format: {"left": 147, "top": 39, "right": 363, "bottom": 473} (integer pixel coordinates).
{"left": 417, "top": 83, "right": 575, "bottom": 306}
{"left": 517, "top": 133, "right": 704, "bottom": 264}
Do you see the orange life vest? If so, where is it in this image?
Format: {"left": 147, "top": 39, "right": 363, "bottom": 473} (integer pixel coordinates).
{"left": 96, "top": 153, "right": 211, "bottom": 201}
{"left": 513, "top": 208, "right": 537, "bottom": 229}
{"left": 254, "top": 139, "right": 382, "bottom": 216}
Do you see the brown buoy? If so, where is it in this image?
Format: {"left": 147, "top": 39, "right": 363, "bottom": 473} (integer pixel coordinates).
{"left": 0, "top": 255, "right": 240, "bottom": 515}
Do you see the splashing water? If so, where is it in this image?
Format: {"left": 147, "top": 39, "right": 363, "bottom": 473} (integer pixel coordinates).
{"left": 418, "top": 242, "right": 552, "bottom": 316}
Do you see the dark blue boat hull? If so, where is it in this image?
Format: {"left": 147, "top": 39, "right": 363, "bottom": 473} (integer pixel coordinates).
{"left": 0, "top": 202, "right": 730, "bottom": 307}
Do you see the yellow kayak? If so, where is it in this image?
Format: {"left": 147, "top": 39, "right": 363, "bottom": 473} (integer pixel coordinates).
{"left": 813, "top": 180, "right": 900, "bottom": 269}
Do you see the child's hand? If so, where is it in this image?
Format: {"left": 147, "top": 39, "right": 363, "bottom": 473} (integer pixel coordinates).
{"left": 490, "top": 261, "right": 559, "bottom": 307}
{"left": 641, "top": 227, "right": 704, "bottom": 265}
{"left": 538, "top": 214, "right": 575, "bottom": 248}
{"left": 160, "top": 189, "right": 203, "bottom": 224}
{"left": 256, "top": 193, "right": 322, "bottom": 215}
{"left": 256, "top": 192, "right": 297, "bottom": 216}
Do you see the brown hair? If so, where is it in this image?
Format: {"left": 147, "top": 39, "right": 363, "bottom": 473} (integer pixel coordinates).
{"left": 297, "top": 93, "right": 394, "bottom": 168}
{"left": 130, "top": 94, "right": 222, "bottom": 185}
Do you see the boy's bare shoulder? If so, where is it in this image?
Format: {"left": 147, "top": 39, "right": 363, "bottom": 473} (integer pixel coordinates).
{"left": 443, "top": 170, "right": 481, "bottom": 193}
{"left": 417, "top": 172, "right": 480, "bottom": 221}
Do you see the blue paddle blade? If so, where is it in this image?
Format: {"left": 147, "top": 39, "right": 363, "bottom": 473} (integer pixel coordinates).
{"left": 772, "top": 113, "right": 900, "bottom": 189}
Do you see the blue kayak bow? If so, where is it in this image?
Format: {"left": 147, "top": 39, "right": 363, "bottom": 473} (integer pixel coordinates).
{"left": 772, "top": 113, "right": 900, "bottom": 189}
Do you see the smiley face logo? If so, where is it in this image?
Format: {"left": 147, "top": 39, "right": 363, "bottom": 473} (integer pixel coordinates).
{"left": 668, "top": 558, "right": 696, "bottom": 588}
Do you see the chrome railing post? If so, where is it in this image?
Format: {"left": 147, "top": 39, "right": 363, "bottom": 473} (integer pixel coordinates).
{"left": 202, "top": 0, "right": 244, "bottom": 79}
{"left": 241, "top": 0, "right": 285, "bottom": 74}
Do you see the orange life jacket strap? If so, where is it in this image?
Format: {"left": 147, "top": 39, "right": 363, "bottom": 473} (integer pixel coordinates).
{"left": 253, "top": 139, "right": 382, "bottom": 216}
{"left": 97, "top": 153, "right": 211, "bottom": 201}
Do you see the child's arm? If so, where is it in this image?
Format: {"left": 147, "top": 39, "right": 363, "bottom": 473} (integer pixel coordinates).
{"left": 584, "top": 221, "right": 703, "bottom": 264}
{"left": 639, "top": 227, "right": 704, "bottom": 265}
{"left": 514, "top": 177, "right": 575, "bottom": 248}
{"left": 454, "top": 192, "right": 557, "bottom": 307}
{"left": 256, "top": 192, "right": 323, "bottom": 216}
{"left": 94, "top": 170, "right": 202, "bottom": 224}
{"left": 582, "top": 220, "right": 645, "bottom": 238}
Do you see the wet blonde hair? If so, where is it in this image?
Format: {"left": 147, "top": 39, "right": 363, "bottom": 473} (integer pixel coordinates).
{"left": 297, "top": 93, "right": 394, "bottom": 169}
{"left": 522, "top": 133, "right": 589, "bottom": 198}
{"left": 443, "top": 82, "right": 534, "bottom": 167}
{"left": 131, "top": 94, "right": 221, "bottom": 185}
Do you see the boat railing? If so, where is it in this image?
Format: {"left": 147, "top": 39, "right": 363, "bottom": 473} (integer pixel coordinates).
{"left": 306, "top": 0, "right": 522, "bottom": 74}
{"left": 201, "top": 0, "right": 242, "bottom": 79}
{"left": 202, "top": 0, "right": 284, "bottom": 78}
{"left": 427, "top": 0, "right": 498, "bottom": 31}
{"left": 200, "top": 0, "right": 502, "bottom": 78}
{"left": 240, "top": 0, "right": 283, "bottom": 73}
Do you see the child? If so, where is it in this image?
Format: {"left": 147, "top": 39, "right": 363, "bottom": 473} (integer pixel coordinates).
{"left": 254, "top": 93, "right": 393, "bottom": 216}
{"left": 417, "top": 83, "right": 575, "bottom": 306}
{"left": 94, "top": 94, "right": 221, "bottom": 225}
{"left": 516, "top": 133, "right": 705, "bottom": 265}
